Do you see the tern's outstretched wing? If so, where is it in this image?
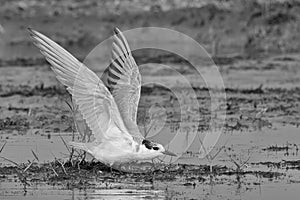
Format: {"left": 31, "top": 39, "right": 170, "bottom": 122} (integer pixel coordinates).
{"left": 102, "top": 28, "right": 144, "bottom": 143}
{"left": 28, "top": 28, "right": 132, "bottom": 143}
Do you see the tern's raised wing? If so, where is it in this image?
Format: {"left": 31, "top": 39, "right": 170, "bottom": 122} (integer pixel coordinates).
{"left": 102, "top": 28, "right": 144, "bottom": 143}
{"left": 28, "top": 28, "right": 132, "bottom": 143}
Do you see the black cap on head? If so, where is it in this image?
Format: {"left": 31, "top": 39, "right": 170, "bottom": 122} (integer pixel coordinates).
{"left": 142, "top": 139, "right": 154, "bottom": 150}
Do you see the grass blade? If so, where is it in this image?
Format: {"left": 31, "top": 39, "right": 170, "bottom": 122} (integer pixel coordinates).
{"left": 59, "top": 134, "right": 70, "bottom": 153}
{"left": 0, "top": 141, "right": 7, "bottom": 153}
{"left": 23, "top": 161, "right": 33, "bottom": 172}
{"left": 31, "top": 149, "right": 39, "bottom": 162}
{"left": 0, "top": 156, "right": 20, "bottom": 168}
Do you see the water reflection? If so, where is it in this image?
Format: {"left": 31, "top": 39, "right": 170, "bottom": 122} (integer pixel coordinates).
{"left": 70, "top": 188, "right": 165, "bottom": 200}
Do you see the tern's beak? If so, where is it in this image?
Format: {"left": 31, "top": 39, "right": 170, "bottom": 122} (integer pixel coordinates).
{"left": 162, "top": 150, "right": 177, "bottom": 156}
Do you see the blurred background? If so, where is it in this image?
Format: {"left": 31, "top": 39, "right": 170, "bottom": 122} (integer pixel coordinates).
{"left": 1, "top": 0, "right": 300, "bottom": 60}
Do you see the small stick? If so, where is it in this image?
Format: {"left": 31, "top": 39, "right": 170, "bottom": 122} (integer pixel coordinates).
{"left": 57, "top": 159, "right": 68, "bottom": 175}
{"left": 59, "top": 134, "right": 70, "bottom": 153}
{"left": 23, "top": 161, "right": 34, "bottom": 172}
{"left": 50, "top": 163, "right": 59, "bottom": 177}
{"left": 0, "top": 141, "right": 7, "bottom": 153}
{"left": 31, "top": 149, "right": 39, "bottom": 162}
{"left": 0, "top": 156, "right": 20, "bottom": 168}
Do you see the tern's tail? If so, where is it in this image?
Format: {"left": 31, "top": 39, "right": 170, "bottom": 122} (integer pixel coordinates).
{"left": 68, "top": 141, "right": 88, "bottom": 151}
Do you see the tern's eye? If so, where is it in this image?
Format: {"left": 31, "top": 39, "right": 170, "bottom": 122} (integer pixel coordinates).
{"left": 153, "top": 147, "right": 159, "bottom": 151}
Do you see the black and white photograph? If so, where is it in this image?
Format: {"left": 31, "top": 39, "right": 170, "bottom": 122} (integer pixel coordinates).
{"left": 0, "top": 0, "right": 300, "bottom": 199}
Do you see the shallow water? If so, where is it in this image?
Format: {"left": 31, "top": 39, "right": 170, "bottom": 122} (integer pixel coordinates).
{"left": 1, "top": 124, "right": 299, "bottom": 166}
{"left": 1, "top": 181, "right": 165, "bottom": 200}
{"left": 1, "top": 173, "right": 300, "bottom": 199}
{"left": 180, "top": 124, "right": 300, "bottom": 166}
{"left": 1, "top": 124, "right": 300, "bottom": 199}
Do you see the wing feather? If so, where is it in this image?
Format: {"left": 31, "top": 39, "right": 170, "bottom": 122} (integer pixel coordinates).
{"left": 101, "top": 28, "right": 144, "bottom": 143}
{"left": 28, "top": 28, "right": 132, "bottom": 143}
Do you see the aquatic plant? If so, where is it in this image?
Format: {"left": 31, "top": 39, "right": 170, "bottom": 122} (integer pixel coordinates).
{"left": 0, "top": 145, "right": 38, "bottom": 195}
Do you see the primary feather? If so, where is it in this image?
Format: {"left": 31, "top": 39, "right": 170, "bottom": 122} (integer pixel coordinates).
{"left": 28, "top": 28, "right": 132, "bottom": 144}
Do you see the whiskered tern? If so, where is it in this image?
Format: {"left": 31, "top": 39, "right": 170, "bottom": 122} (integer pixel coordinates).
{"left": 28, "top": 27, "right": 176, "bottom": 167}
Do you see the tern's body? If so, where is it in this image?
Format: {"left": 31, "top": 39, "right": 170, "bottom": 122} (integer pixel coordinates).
{"left": 28, "top": 27, "right": 176, "bottom": 166}
{"left": 70, "top": 124, "right": 163, "bottom": 165}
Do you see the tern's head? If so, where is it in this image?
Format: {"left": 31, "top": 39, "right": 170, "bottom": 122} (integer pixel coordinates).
{"left": 141, "top": 139, "right": 176, "bottom": 157}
